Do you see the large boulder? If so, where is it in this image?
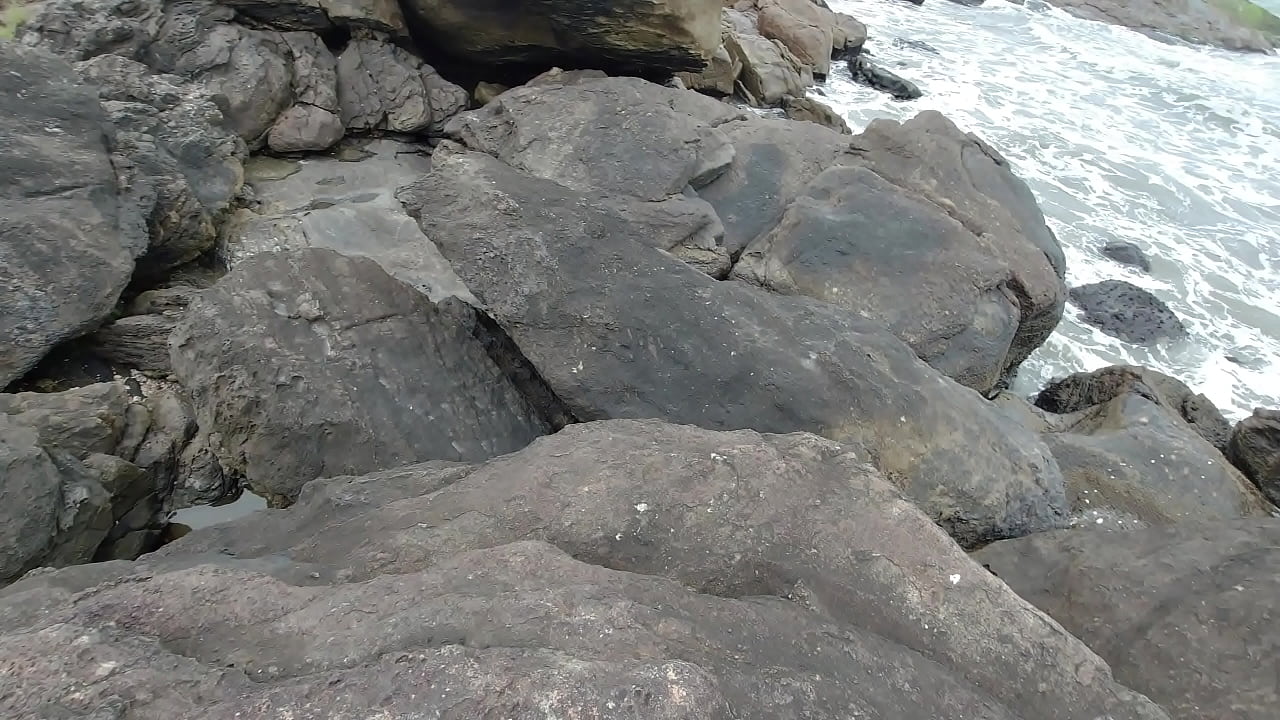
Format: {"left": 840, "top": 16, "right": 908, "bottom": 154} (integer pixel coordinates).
{"left": 1227, "top": 407, "right": 1280, "bottom": 504}
{"left": 169, "top": 248, "right": 555, "bottom": 505}
{"left": 400, "top": 149, "right": 1069, "bottom": 547}
{"left": 1039, "top": 393, "right": 1272, "bottom": 529}
{"left": 220, "top": 139, "right": 475, "bottom": 304}
{"left": 975, "top": 519, "right": 1280, "bottom": 720}
{"left": 397, "top": 0, "right": 722, "bottom": 73}
{"left": 725, "top": 23, "right": 813, "bottom": 104}
{"left": 1035, "top": 364, "right": 1233, "bottom": 451}
{"left": 757, "top": 0, "right": 837, "bottom": 76}
{"left": 1069, "top": 280, "right": 1187, "bottom": 345}
{"left": 0, "top": 44, "right": 145, "bottom": 387}
{"left": 0, "top": 382, "right": 193, "bottom": 581}
{"left": 1041, "top": 0, "right": 1278, "bottom": 52}
{"left": 0, "top": 420, "right": 1169, "bottom": 719}
{"left": 733, "top": 111, "right": 1065, "bottom": 392}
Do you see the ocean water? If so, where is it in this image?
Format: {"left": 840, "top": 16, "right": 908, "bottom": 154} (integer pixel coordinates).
{"left": 824, "top": 0, "right": 1280, "bottom": 420}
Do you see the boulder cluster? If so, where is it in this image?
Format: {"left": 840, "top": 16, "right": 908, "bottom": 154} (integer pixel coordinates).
{"left": 1, "top": 0, "right": 1278, "bottom": 718}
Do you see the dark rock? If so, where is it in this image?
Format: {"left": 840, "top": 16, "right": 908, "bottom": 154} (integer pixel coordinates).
{"left": 893, "top": 37, "right": 942, "bottom": 54}
{"left": 169, "top": 248, "right": 553, "bottom": 505}
{"left": 219, "top": 140, "right": 476, "bottom": 304}
{"left": 0, "top": 44, "right": 145, "bottom": 388}
{"left": 336, "top": 37, "right": 468, "bottom": 136}
{"left": 400, "top": 149, "right": 1069, "bottom": 547}
{"left": 1035, "top": 364, "right": 1232, "bottom": 451}
{"left": 1228, "top": 407, "right": 1280, "bottom": 504}
{"left": 0, "top": 420, "right": 1157, "bottom": 720}
{"left": 0, "top": 382, "right": 191, "bottom": 582}
{"left": 733, "top": 112, "right": 1066, "bottom": 394}
{"left": 849, "top": 55, "right": 923, "bottom": 99}
{"left": 397, "top": 0, "right": 722, "bottom": 74}
{"left": 1069, "top": 280, "right": 1187, "bottom": 344}
{"left": 220, "top": 0, "right": 410, "bottom": 37}
{"left": 88, "top": 315, "right": 176, "bottom": 374}
{"left": 781, "top": 94, "right": 852, "bottom": 133}
{"left": 698, "top": 115, "right": 857, "bottom": 254}
{"left": 1040, "top": 0, "right": 1277, "bottom": 53}
{"left": 974, "top": 519, "right": 1280, "bottom": 720}
{"left": 1040, "top": 393, "right": 1272, "bottom": 529}
{"left": 1101, "top": 240, "right": 1152, "bottom": 272}
{"left": 946, "top": 0, "right": 987, "bottom": 6}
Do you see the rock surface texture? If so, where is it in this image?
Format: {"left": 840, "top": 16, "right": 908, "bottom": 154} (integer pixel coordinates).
{"left": 0, "top": 421, "right": 1170, "bottom": 719}
{"left": 1227, "top": 407, "right": 1280, "bottom": 504}
{"left": 1069, "top": 280, "right": 1188, "bottom": 345}
{"left": 0, "top": 44, "right": 145, "bottom": 387}
{"left": 169, "top": 249, "right": 554, "bottom": 505}
{"left": 976, "top": 520, "right": 1280, "bottom": 720}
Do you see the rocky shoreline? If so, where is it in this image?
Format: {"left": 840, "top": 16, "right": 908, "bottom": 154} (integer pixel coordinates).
{"left": 2, "top": 0, "right": 1279, "bottom": 718}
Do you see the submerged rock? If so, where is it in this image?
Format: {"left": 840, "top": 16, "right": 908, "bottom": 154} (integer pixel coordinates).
{"left": 975, "top": 519, "right": 1280, "bottom": 720}
{"left": 849, "top": 55, "right": 923, "bottom": 100}
{"left": 1101, "top": 240, "right": 1153, "bottom": 272}
{"left": 1069, "top": 280, "right": 1187, "bottom": 345}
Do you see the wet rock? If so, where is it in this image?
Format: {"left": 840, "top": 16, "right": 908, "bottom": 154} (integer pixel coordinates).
{"left": 401, "top": 150, "right": 1069, "bottom": 547}
{"left": 1227, "top": 407, "right": 1280, "bottom": 504}
{"left": 397, "top": 0, "right": 722, "bottom": 73}
{"left": 698, "top": 115, "right": 857, "bottom": 254}
{"left": 849, "top": 55, "right": 922, "bottom": 100}
{"left": 1035, "top": 364, "right": 1232, "bottom": 451}
{"left": 1069, "top": 279, "right": 1187, "bottom": 344}
{"left": 28, "top": 420, "right": 1164, "bottom": 720}
{"left": 1101, "top": 240, "right": 1152, "bottom": 272}
{"left": 1040, "top": 393, "right": 1272, "bottom": 529}
{"left": 1041, "top": 0, "right": 1277, "bottom": 53}
{"left": 975, "top": 519, "right": 1280, "bottom": 720}
{"left": 781, "top": 94, "right": 852, "bottom": 133}
{"left": 893, "top": 37, "right": 942, "bottom": 55}
{"left": 169, "top": 248, "right": 554, "bottom": 505}
{"left": 0, "top": 44, "right": 145, "bottom": 388}
{"left": 832, "top": 12, "right": 869, "bottom": 58}
{"left": 336, "top": 37, "right": 468, "bottom": 136}
{"left": 219, "top": 139, "right": 475, "bottom": 304}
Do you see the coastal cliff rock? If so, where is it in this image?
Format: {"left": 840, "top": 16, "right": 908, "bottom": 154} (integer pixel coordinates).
{"left": 0, "top": 420, "right": 1169, "bottom": 720}
{"left": 1227, "top": 407, "right": 1280, "bottom": 504}
{"left": 1041, "top": 0, "right": 1279, "bottom": 52}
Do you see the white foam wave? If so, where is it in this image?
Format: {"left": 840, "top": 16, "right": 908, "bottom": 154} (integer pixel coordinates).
{"left": 824, "top": 0, "right": 1280, "bottom": 419}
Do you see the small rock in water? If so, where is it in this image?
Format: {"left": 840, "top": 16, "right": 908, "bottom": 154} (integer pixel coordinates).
{"left": 892, "top": 37, "right": 942, "bottom": 55}
{"left": 848, "top": 55, "right": 923, "bottom": 100}
{"left": 1068, "top": 280, "right": 1186, "bottom": 345}
{"left": 1100, "top": 241, "right": 1152, "bottom": 272}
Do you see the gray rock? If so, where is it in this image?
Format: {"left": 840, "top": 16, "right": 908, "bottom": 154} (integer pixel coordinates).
{"left": 1041, "top": 393, "right": 1272, "bottom": 529}
{"left": 397, "top": 0, "right": 722, "bottom": 73}
{"left": 1070, "top": 280, "right": 1187, "bottom": 344}
{"left": 1041, "top": 0, "right": 1277, "bottom": 52}
{"left": 400, "top": 150, "right": 1069, "bottom": 547}
{"left": 676, "top": 40, "right": 742, "bottom": 95}
{"left": 1227, "top": 407, "right": 1280, "bottom": 505}
{"left": 741, "top": 110, "right": 1065, "bottom": 392}
{"left": 849, "top": 55, "right": 922, "bottom": 100}
{"left": 219, "top": 139, "right": 476, "bottom": 304}
{"left": 267, "top": 32, "right": 344, "bottom": 152}
{"left": 445, "top": 75, "right": 738, "bottom": 202}
{"left": 832, "top": 11, "right": 869, "bottom": 57}
{"left": 0, "top": 382, "right": 191, "bottom": 581}
{"left": 975, "top": 519, "right": 1280, "bottom": 720}
{"left": 33, "top": 420, "right": 1164, "bottom": 720}
{"left": 780, "top": 94, "right": 852, "bottom": 133}
{"left": 336, "top": 38, "right": 468, "bottom": 136}
{"left": 697, "top": 115, "right": 857, "bottom": 254}
{"left": 76, "top": 54, "right": 248, "bottom": 278}
{"left": 1101, "top": 240, "right": 1152, "bottom": 272}
{"left": 169, "top": 248, "right": 554, "bottom": 505}
{"left": 0, "top": 44, "right": 145, "bottom": 388}
{"left": 1035, "top": 364, "right": 1232, "bottom": 451}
